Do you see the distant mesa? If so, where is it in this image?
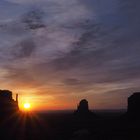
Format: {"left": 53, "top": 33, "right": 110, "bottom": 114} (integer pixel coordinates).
{"left": 127, "top": 92, "right": 140, "bottom": 118}
{"left": 74, "top": 99, "right": 94, "bottom": 117}
{"left": 0, "top": 90, "right": 19, "bottom": 116}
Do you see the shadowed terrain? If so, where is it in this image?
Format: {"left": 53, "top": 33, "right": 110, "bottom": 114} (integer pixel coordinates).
{"left": 0, "top": 91, "right": 140, "bottom": 140}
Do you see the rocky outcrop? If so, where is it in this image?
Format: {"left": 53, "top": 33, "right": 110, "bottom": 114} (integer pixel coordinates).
{"left": 0, "top": 90, "right": 19, "bottom": 116}
{"left": 74, "top": 99, "right": 94, "bottom": 117}
{"left": 127, "top": 92, "right": 140, "bottom": 118}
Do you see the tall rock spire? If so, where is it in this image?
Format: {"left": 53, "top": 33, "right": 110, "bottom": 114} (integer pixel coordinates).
{"left": 16, "top": 94, "right": 18, "bottom": 103}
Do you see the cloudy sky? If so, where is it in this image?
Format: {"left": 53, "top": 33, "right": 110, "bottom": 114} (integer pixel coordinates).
{"left": 0, "top": 0, "right": 140, "bottom": 110}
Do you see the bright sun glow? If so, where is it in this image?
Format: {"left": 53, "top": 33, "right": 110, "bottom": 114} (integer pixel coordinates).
{"left": 23, "top": 103, "right": 31, "bottom": 110}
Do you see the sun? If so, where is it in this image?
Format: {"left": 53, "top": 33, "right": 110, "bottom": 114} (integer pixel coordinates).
{"left": 23, "top": 103, "right": 31, "bottom": 110}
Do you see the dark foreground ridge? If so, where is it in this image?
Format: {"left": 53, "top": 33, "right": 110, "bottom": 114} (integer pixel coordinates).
{"left": 0, "top": 90, "right": 140, "bottom": 140}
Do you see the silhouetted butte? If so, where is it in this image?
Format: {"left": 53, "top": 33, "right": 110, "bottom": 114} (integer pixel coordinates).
{"left": 0, "top": 90, "right": 19, "bottom": 117}
{"left": 127, "top": 92, "right": 140, "bottom": 119}
{"left": 74, "top": 99, "right": 94, "bottom": 117}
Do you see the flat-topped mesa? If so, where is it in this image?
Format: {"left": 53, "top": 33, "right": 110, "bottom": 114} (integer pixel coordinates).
{"left": 0, "top": 90, "right": 19, "bottom": 116}
{"left": 127, "top": 92, "right": 140, "bottom": 118}
{"left": 74, "top": 99, "right": 94, "bottom": 117}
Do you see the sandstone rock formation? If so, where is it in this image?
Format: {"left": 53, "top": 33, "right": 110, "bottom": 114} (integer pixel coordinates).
{"left": 74, "top": 99, "right": 94, "bottom": 117}
{"left": 127, "top": 92, "right": 140, "bottom": 118}
{"left": 0, "top": 90, "right": 19, "bottom": 116}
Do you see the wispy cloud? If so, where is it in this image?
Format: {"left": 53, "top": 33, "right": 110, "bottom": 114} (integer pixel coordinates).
{"left": 0, "top": 0, "right": 140, "bottom": 109}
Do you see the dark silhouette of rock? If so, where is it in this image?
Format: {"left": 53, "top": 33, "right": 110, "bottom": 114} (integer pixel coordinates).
{"left": 77, "top": 99, "right": 89, "bottom": 113}
{"left": 0, "top": 90, "right": 19, "bottom": 117}
{"left": 127, "top": 92, "right": 140, "bottom": 118}
{"left": 74, "top": 99, "right": 94, "bottom": 117}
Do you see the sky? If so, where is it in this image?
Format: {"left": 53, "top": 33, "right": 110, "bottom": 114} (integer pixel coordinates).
{"left": 0, "top": 0, "right": 140, "bottom": 111}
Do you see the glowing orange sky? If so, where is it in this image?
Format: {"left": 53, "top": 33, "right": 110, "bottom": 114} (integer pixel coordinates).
{"left": 0, "top": 0, "right": 139, "bottom": 111}
{"left": 10, "top": 86, "right": 130, "bottom": 111}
